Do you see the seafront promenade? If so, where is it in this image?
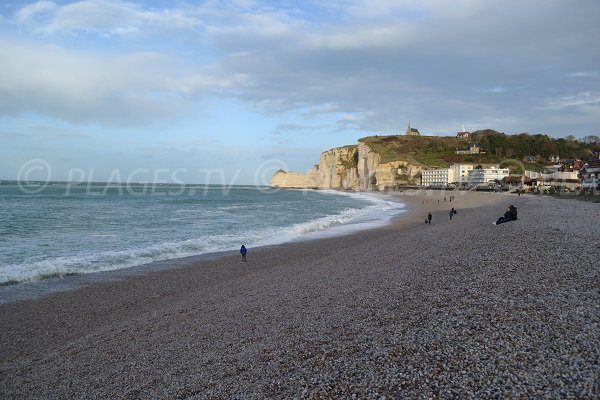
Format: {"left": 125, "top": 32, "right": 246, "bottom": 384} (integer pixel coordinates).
{"left": 1, "top": 192, "right": 598, "bottom": 398}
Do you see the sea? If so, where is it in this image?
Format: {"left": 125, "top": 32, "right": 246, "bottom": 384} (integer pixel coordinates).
{"left": 0, "top": 181, "right": 405, "bottom": 286}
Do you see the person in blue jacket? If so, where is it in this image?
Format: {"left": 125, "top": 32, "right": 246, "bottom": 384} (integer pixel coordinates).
{"left": 240, "top": 245, "right": 247, "bottom": 263}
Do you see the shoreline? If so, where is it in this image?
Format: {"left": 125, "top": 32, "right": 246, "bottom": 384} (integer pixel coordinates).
{"left": 1, "top": 192, "right": 597, "bottom": 398}
{"left": 2, "top": 185, "right": 402, "bottom": 289}
{"left": 0, "top": 189, "right": 499, "bottom": 304}
{"left": 0, "top": 189, "right": 411, "bottom": 303}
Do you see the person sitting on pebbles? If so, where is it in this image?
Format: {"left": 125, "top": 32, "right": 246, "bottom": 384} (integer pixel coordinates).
{"left": 493, "top": 205, "right": 517, "bottom": 225}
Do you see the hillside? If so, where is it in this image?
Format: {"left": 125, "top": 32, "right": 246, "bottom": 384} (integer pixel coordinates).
{"left": 271, "top": 130, "right": 600, "bottom": 191}
{"left": 359, "top": 130, "right": 600, "bottom": 171}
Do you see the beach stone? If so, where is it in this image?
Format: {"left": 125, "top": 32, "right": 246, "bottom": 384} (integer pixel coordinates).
{"left": 0, "top": 193, "right": 599, "bottom": 399}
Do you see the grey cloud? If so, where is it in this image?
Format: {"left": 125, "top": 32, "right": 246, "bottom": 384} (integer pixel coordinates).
{"left": 13, "top": 0, "right": 200, "bottom": 36}
{"left": 274, "top": 123, "right": 329, "bottom": 132}
{"left": 567, "top": 72, "right": 598, "bottom": 78}
{"left": 543, "top": 92, "right": 600, "bottom": 109}
{"left": 206, "top": 1, "right": 600, "bottom": 135}
{"left": 0, "top": 39, "right": 199, "bottom": 126}
{"left": 4, "top": 0, "right": 600, "bottom": 136}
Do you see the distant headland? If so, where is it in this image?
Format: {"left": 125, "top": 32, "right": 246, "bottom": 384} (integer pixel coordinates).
{"left": 271, "top": 127, "right": 600, "bottom": 192}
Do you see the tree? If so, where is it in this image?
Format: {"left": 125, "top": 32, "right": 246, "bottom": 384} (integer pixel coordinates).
{"left": 582, "top": 135, "right": 600, "bottom": 144}
{"left": 565, "top": 135, "right": 577, "bottom": 142}
{"left": 542, "top": 142, "right": 558, "bottom": 158}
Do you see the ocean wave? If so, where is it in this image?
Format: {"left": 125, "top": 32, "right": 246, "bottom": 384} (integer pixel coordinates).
{"left": 0, "top": 192, "right": 404, "bottom": 285}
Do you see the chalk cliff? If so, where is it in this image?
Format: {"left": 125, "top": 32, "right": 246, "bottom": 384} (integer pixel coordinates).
{"left": 271, "top": 141, "right": 423, "bottom": 191}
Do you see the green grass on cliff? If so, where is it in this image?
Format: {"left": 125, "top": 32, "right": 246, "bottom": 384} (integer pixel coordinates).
{"left": 359, "top": 130, "right": 599, "bottom": 169}
{"left": 359, "top": 135, "right": 461, "bottom": 165}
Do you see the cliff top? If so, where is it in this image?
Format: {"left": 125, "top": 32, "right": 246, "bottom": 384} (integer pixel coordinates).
{"left": 359, "top": 130, "right": 599, "bottom": 169}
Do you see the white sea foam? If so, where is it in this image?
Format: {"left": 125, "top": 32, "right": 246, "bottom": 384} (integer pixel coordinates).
{"left": 0, "top": 191, "right": 404, "bottom": 285}
{"left": 288, "top": 192, "right": 406, "bottom": 240}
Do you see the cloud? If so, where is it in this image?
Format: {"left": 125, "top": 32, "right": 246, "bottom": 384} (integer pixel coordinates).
{"left": 544, "top": 92, "right": 600, "bottom": 109}
{"left": 14, "top": 1, "right": 57, "bottom": 23}
{"left": 0, "top": 38, "right": 242, "bottom": 125}
{"left": 13, "top": 0, "right": 199, "bottom": 36}
{"left": 483, "top": 87, "right": 509, "bottom": 93}
{"left": 567, "top": 72, "right": 598, "bottom": 78}
{"left": 274, "top": 123, "right": 329, "bottom": 132}
{"left": 3, "top": 0, "right": 600, "bottom": 136}
{"left": 12, "top": 124, "right": 89, "bottom": 139}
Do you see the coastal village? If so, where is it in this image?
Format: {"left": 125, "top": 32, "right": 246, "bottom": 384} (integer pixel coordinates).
{"left": 271, "top": 123, "right": 600, "bottom": 196}
{"left": 414, "top": 125, "right": 600, "bottom": 193}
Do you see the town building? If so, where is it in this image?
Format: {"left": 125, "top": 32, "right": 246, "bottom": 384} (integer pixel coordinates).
{"left": 421, "top": 163, "right": 476, "bottom": 187}
{"left": 467, "top": 167, "right": 509, "bottom": 186}
{"left": 580, "top": 159, "right": 600, "bottom": 190}
{"left": 451, "top": 164, "right": 474, "bottom": 186}
{"left": 525, "top": 170, "right": 580, "bottom": 191}
{"left": 456, "top": 123, "right": 470, "bottom": 140}
{"left": 421, "top": 168, "right": 451, "bottom": 187}
{"left": 523, "top": 155, "right": 539, "bottom": 164}
{"left": 503, "top": 175, "right": 533, "bottom": 189}
{"left": 456, "top": 142, "right": 481, "bottom": 155}
{"left": 549, "top": 155, "right": 560, "bottom": 163}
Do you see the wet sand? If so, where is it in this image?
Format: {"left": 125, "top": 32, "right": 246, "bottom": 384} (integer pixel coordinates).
{"left": 1, "top": 191, "right": 598, "bottom": 398}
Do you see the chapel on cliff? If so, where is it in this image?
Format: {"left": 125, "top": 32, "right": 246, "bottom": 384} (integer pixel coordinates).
{"left": 405, "top": 122, "right": 420, "bottom": 136}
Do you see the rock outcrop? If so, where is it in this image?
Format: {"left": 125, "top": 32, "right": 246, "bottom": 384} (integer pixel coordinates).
{"left": 271, "top": 141, "right": 423, "bottom": 191}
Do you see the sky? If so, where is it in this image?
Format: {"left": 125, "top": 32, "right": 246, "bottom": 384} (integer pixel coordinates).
{"left": 1, "top": 0, "right": 599, "bottom": 184}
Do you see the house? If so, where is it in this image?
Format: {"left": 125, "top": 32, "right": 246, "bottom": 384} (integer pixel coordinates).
{"left": 456, "top": 142, "right": 481, "bottom": 155}
{"left": 503, "top": 175, "right": 533, "bottom": 188}
{"left": 523, "top": 155, "right": 539, "bottom": 164}
{"left": 549, "top": 155, "right": 560, "bottom": 163}
{"left": 456, "top": 123, "right": 470, "bottom": 140}
{"left": 580, "top": 159, "right": 600, "bottom": 190}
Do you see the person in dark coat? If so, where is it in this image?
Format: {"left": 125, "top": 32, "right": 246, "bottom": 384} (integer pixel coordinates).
{"left": 449, "top": 207, "right": 456, "bottom": 220}
{"left": 240, "top": 245, "right": 247, "bottom": 262}
{"left": 427, "top": 212, "right": 432, "bottom": 224}
{"left": 494, "top": 205, "right": 517, "bottom": 225}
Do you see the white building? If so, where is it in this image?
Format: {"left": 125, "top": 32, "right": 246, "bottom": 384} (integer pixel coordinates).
{"left": 525, "top": 170, "right": 580, "bottom": 191}
{"left": 451, "top": 164, "right": 474, "bottom": 185}
{"left": 421, "top": 168, "right": 452, "bottom": 187}
{"left": 468, "top": 168, "right": 510, "bottom": 186}
{"left": 581, "top": 160, "right": 600, "bottom": 190}
{"left": 421, "top": 163, "right": 476, "bottom": 187}
{"left": 525, "top": 170, "right": 579, "bottom": 181}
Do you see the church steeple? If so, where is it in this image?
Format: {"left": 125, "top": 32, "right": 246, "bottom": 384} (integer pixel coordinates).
{"left": 405, "top": 121, "right": 420, "bottom": 136}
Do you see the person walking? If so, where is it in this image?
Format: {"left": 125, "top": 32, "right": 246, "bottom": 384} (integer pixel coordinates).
{"left": 427, "top": 212, "right": 432, "bottom": 224}
{"left": 240, "top": 245, "right": 247, "bottom": 263}
{"left": 449, "top": 207, "right": 456, "bottom": 220}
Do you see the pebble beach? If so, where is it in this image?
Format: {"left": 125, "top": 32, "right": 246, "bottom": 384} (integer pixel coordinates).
{"left": 1, "top": 192, "right": 598, "bottom": 399}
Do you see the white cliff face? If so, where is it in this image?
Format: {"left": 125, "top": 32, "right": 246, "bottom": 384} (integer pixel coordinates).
{"left": 374, "top": 161, "right": 423, "bottom": 190}
{"left": 357, "top": 142, "right": 380, "bottom": 191}
{"left": 270, "top": 170, "right": 317, "bottom": 189}
{"left": 316, "top": 147, "right": 359, "bottom": 189}
{"left": 270, "top": 141, "right": 422, "bottom": 190}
